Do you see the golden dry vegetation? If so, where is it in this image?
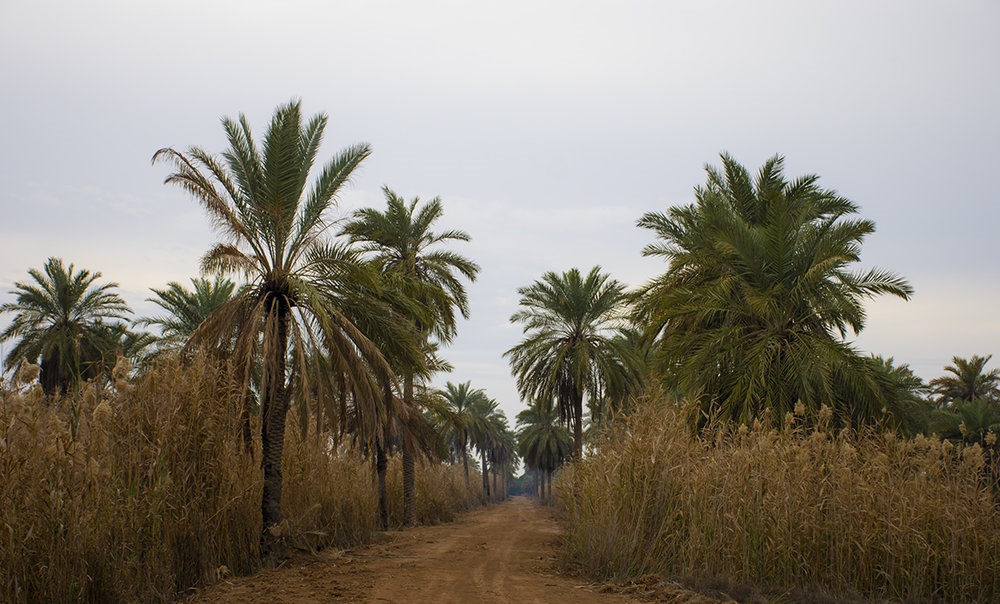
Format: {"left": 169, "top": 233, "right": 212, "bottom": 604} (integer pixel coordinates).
{"left": 558, "top": 400, "right": 1000, "bottom": 602}
{"left": 0, "top": 357, "right": 481, "bottom": 603}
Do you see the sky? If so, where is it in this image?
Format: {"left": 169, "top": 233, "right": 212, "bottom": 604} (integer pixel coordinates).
{"left": 1, "top": 1, "right": 998, "bottom": 423}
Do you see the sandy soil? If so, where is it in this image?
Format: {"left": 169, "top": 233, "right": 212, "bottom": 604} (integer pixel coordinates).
{"left": 180, "top": 496, "right": 721, "bottom": 604}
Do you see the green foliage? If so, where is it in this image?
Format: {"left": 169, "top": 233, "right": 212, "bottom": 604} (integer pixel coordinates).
{"left": 930, "top": 354, "right": 1000, "bottom": 407}
{"left": 634, "top": 154, "right": 913, "bottom": 427}
{"left": 506, "top": 266, "right": 642, "bottom": 458}
{"left": 138, "top": 276, "right": 236, "bottom": 349}
{"left": 1, "top": 257, "right": 131, "bottom": 395}
{"left": 515, "top": 400, "right": 572, "bottom": 501}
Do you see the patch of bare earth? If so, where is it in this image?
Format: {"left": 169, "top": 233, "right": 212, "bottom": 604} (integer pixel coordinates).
{"left": 180, "top": 496, "right": 731, "bottom": 604}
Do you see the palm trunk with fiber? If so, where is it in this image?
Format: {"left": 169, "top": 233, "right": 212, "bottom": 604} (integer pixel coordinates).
{"left": 402, "top": 372, "right": 416, "bottom": 527}
{"left": 260, "top": 307, "right": 289, "bottom": 557}
{"left": 376, "top": 442, "right": 389, "bottom": 530}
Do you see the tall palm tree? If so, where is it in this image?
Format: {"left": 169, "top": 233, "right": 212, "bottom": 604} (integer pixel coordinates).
{"left": 929, "top": 355, "right": 1000, "bottom": 407}
{"left": 1, "top": 257, "right": 131, "bottom": 395}
{"left": 153, "top": 100, "right": 393, "bottom": 558}
{"left": 633, "top": 154, "right": 913, "bottom": 426}
{"left": 505, "top": 266, "right": 641, "bottom": 460}
{"left": 342, "top": 186, "right": 479, "bottom": 526}
{"left": 138, "top": 276, "right": 236, "bottom": 348}
{"left": 516, "top": 401, "right": 572, "bottom": 501}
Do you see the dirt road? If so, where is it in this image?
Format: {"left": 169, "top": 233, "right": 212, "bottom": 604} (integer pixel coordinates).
{"left": 184, "top": 496, "right": 647, "bottom": 604}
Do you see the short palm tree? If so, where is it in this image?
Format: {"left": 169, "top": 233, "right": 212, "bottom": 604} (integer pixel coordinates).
{"left": 153, "top": 100, "right": 392, "bottom": 557}
{"left": 1, "top": 257, "right": 131, "bottom": 395}
{"left": 516, "top": 401, "right": 572, "bottom": 501}
{"left": 438, "top": 381, "right": 491, "bottom": 491}
{"left": 929, "top": 355, "right": 1000, "bottom": 407}
{"left": 633, "top": 154, "right": 913, "bottom": 426}
{"left": 505, "top": 266, "right": 641, "bottom": 460}
{"left": 138, "top": 276, "right": 236, "bottom": 349}
{"left": 342, "top": 186, "right": 479, "bottom": 526}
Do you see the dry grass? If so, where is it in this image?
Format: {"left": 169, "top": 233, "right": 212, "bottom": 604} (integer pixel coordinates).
{"left": 0, "top": 357, "right": 480, "bottom": 603}
{"left": 559, "top": 401, "right": 1000, "bottom": 603}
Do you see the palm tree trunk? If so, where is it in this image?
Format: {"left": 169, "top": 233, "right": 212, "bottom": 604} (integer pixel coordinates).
{"left": 402, "top": 372, "right": 417, "bottom": 527}
{"left": 260, "top": 308, "right": 289, "bottom": 559}
{"left": 376, "top": 442, "right": 389, "bottom": 530}
{"left": 481, "top": 449, "right": 489, "bottom": 499}
{"left": 572, "top": 387, "right": 584, "bottom": 461}
{"left": 462, "top": 437, "right": 470, "bottom": 493}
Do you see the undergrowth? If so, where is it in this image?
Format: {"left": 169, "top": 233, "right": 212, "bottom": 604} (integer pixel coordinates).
{"left": 558, "top": 401, "right": 1000, "bottom": 602}
{"left": 0, "top": 357, "right": 479, "bottom": 603}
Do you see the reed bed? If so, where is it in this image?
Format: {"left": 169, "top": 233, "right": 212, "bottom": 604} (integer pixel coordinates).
{"left": 0, "top": 357, "right": 479, "bottom": 603}
{"left": 559, "top": 401, "right": 1000, "bottom": 602}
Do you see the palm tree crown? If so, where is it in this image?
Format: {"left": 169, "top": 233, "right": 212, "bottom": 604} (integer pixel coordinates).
{"left": 929, "top": 355, "right": 1000, "bottom": 407}
{"left": 342, "top": 186, "right": 480, "bottom": 343}
{"left": 138, "top": 276, "right": 236, "bottom": 348}
{"left": 633, "top": 154, "right": 913, "bottom": 425}
{"left": 505, "top": 266, "right": 641, "bottom": 459}
{"left": 1, "top": 257, "right": 131, "bottom": 394}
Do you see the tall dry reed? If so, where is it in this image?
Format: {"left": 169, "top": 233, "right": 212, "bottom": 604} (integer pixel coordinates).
{"left": 559, "top": 401, "right": 1000, "bottom": 602}
{"left": 384, "top": 456, "right": 485, "bottom": 527}
{"left": 0, "top": 357, "right": 479, "bottom": 603}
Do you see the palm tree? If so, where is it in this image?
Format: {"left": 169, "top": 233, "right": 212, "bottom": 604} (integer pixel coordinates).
{"left": 153, "top": 100, "right": 393, "bottom": 558}
{"left": 485, "top": 415, "right": 517, "bottom": 500}
{"left": 438, "top": 381, "right": 491, "bottom": 491}
{"left": 1, "top": 257, "right": 131, "bottom": 395}
{"left": 505, "top": 266, "right": 641, "bottom": 460}
{"left": 138, "top": 276, "right": 236, "bottom": 348}
{"left": 516, "top": 401, "right": 573, "bottom": 501}
{"left": 633, "top": 154, "right": 913, "bottom": 426}
{"left": 468, "top": 395, "right": 502, "bottom": 498}
{"left": 866, "top": 355, "right": 932, "bottom": 436}
{"left": 929, "top": 355, "right": 1000, "bottom": 407}
{"left": 342, "top": 186, "right": 479, "bottom": 526}
{"left": 929, "top": 398, "right": 1000, "bottom": 445}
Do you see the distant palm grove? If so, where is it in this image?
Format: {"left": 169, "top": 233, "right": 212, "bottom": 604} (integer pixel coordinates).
{"left": 3, "top": 101, "right": 999, "bottom": 603}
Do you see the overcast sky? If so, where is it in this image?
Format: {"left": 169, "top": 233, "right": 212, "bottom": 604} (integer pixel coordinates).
{"left": 1, "top": 1, "right": 998, "bottom": 422}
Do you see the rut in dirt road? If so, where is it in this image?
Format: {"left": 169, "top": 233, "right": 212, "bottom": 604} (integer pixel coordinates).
{"left": 184, "top": 496, "right": 643, "bottom": 604}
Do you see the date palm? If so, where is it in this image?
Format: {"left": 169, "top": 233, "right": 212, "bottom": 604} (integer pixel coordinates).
{"left": 342, "top": 186, "right": 479, "bottom": 526}
{"left": 138, "top": 277, "right": 236, "bottom": 349}
{"left": 516, "top": 401, "right": 572, "bottom": 501}
{"left": 929, "top": 355, "right": 1000, "bottom": 407}
{"left": 634, "top": 154, "right": 913, "bottom": 426}
{"left": 1, "top": 257, "right": 131, "bottom": 395}
{"left": 153, "top": 100, "right": 392, "bottom": 557}
{"left": 439, "top": 380, "right": 491, "bottom": 492}
{"left": 505, "top": 266, "right": 641, "bottom": 460}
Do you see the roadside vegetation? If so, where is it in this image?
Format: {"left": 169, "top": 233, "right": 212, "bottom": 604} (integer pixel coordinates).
{"left": 0, "top": 100, "right": 513, "bottom": 603}
{"left": 3, "top": 100, "right": 998, "bottom": 603}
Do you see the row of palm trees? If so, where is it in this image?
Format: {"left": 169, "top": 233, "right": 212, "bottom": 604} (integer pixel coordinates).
{"left": 1, "top": 100, "right": 513, "bottom": 560}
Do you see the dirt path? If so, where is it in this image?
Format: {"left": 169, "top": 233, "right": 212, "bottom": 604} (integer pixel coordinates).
{"left": 183, "top": 496, "right": 645, "bottom": 604}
